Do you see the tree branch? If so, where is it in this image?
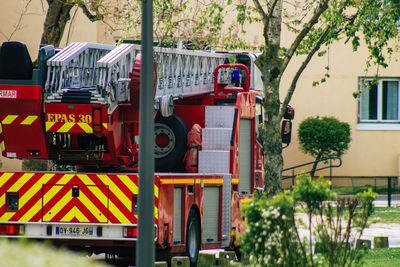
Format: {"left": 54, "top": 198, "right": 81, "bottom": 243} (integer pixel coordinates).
{"left": 279, "top": 25, "right": 331, "bottom": 120}
{"left": 280, "top": 0, "right": 329, "bottom": 76}
{"left": 77, "top": 1, "right": 104, "bottom": 22}
{"left": 252, "top": 0, "right": 267, "bottom": 19}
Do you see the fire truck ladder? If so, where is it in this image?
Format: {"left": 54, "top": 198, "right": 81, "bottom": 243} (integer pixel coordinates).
{"left": 45, "top": 42, "right": 114, "bottom": 104}
{"left": 97, "top": 43, "right": 228, "bottom": 114}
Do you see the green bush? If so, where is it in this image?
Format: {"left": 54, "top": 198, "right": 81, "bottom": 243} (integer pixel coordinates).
{"left": 0, "top": 239, "right": 107, "bottom": 267}
{"left": 298, "top": 116, "right": 351, "bottom": 176}
{"left": 239, "top": 173, "right": 377, "bottom": 267}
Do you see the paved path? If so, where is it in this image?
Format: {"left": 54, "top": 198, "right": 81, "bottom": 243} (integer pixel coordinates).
{"left": 373, "top": 194, "right": 400, "bottom": 207}
{"left": 362, "top": 223, "right": 400, "bottom": 247}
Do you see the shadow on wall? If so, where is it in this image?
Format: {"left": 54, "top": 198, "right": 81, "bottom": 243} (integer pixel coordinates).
{"left": 0, "top": 156, "right": 22, "bottom": 171}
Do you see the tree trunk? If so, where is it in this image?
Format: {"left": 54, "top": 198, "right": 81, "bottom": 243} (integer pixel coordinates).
{"left": 257, "top": 0, "right": 284, "bottom": 197}
{"left": 41, "top": 0, "right": 73, "bottom": 47}
{"left": 310, "top": 153, "right": 323, "bottom": 178}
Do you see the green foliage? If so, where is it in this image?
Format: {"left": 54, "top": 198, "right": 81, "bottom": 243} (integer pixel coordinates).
{"left": 293, "top": 175, "right": 336, "bottom": 212}
{"left": 239, "top": 173, "right": 377, "bottom": 267}
{"left": 298, "top": 116, "right": 351, "bottom": 176}
{"left": 363, "top": 248, "right": 400, "bottom": 267}
{"left": 0, "top": 239, "right": 107, "bottom": 267}
{"left": 121, "top": 0, "right": 235, "bottom": 50}
{"left": 22, "top": 159, "right": 50, "bottom": 171}
{"left": 240, "top": 192, "right": 307, "bottom": 266}
{"left": 22, "top": 159, "right": 74, "bottom": 172}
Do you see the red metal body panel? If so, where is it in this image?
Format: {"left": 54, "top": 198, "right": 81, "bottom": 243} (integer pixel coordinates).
{"left": 0, "top": 84, "right": 42, "bottom": 115}
{"left": 0, "top": 84, "right": 48, "bottom": 159}
{"left": 45, "top": 103, "right": 108, "bottom": 134}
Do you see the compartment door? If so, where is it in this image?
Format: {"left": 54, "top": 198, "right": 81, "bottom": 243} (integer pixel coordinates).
{"left": 42, "top": 184, "right": 109, "bottom": 223}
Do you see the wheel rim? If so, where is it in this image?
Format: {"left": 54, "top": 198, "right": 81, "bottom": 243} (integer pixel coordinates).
{"left": 154, "top": 123, "right": 176, "bottom": 158}
{"left": 188, "top": 221, "right": 198, "bottom": 259}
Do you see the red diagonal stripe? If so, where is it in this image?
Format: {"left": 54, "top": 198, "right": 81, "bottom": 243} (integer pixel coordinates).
{"left": 103, "top": 174, "right": 136, "bottom": 201}
{"left": 50, "top": 198, "right": 99, "bottom": 223}
{"left": 8, "top": 173, "right": 65, "bottom": 222}
{"left": 42, "top": 185, "right": 72, "bottom": 220}
{"left": 0, "top": 173, "right": 24, "bottom": 217}
{"left": 79, "top": 185, "right": 109, "bottom": 221}
{"left": 47, "top": 122, "right": 63, "bottom": 132}
{"left": 64, "top": 176, "right": 113, "bottom": 223}
{"left": 89, "top": 174, "right": 136, "bottom": 223}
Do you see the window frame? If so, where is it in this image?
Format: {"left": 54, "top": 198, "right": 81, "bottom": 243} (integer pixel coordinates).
{"left": 358, "top": 77, "right": 400, "bottom": 124}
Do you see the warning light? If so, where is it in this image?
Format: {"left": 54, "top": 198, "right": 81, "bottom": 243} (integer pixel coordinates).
{"left": 123, "top": 226, "right": 137, "bottom": 238}
{"left": 0, "top": 224, "right": 25, "bottom": 235}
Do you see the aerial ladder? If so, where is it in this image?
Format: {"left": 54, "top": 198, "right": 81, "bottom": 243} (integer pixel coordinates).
{"left": 0, "top": 41, "right": 240, "bottom": 171}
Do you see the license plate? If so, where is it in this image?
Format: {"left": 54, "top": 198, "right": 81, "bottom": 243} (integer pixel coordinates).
{"left": 55, "top": 225, "right": 94, "bottom": 236}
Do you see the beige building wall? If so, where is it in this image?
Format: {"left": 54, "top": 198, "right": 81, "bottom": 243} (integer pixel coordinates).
{"left": 0, "top": 0, "right": 102, "bottom": 57}
{"left": 0, "top": 0, "right": 104, "bottom": 171}
{"left": 1, "top": 1, "right": 399, "bottom": 178}
{"left": 281, "top": 39, "right": 400, "bottom": 178}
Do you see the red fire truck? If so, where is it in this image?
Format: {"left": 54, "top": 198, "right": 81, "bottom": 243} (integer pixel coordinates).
{"left": 0, "top": 41, "right": 293, "bottom": 265}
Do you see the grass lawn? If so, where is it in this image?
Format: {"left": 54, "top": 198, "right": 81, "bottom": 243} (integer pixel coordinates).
{"left": 362, "top": 248, "right": 400, "bottom": 267}
{"left": 234, "top": 248, "right": 400, "bottom": 266}
{"left": 369, "top": 207, "right": 400, "bottom": 224}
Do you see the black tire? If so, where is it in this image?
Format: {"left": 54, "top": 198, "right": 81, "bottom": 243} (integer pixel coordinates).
{"left": 185, "top": 209, "right": 201, "bottom": 267}
{"left": 154, "top": 113, "right": 188, "bottom": 171}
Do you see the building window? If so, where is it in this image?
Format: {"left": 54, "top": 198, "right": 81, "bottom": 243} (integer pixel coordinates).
{"left": 359, "top": 79, "right": 400, "bottom": 122}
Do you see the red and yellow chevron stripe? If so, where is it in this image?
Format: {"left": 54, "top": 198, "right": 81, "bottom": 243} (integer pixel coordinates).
{"left": 1, "top": 115, "right": 38, "bottom": 126}
{"left": 0, "top": 172, "right": 159, "bottom": 224}
{"left": 45, "top": 122, "right": 108, "bottom": 134}
{"left": 0, "top": 115, "right": 40, "bottom": 153}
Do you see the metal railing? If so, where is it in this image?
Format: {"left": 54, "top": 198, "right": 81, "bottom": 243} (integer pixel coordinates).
{"left": 281, "top": 156, "right": 342, "bottom": 186}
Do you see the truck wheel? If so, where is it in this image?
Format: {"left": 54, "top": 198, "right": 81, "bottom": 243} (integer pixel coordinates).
{"left": 186, "top": 209, "right": 200, "bottom": 267}
{"left": 154, "top": 113, "right": 187, "bottom": 171}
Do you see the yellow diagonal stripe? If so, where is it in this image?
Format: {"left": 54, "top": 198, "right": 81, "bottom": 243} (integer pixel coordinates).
{"left": 97, "top": 175, "right": 131, "bottom": 211}
{"left": 45, "top": 121, "right": 56, "bottom": 131}
{"left": 0, "top": 123, "right": 2, "bottom": 134}
{"left": 117, "top": 175, "right": 138, "bottom": 194}
{"left": 77, "top": 123, "right": 93, "bottom": 133}
{"left": 97, "top": 175, "right": 132, "bottom": 224}
{"left": 108, "top": 200, "right": 130, "bottom": 224}
{"left": 76, "top": 174, "right": 96, "bottom": 186}
{"left": 77, "top": 174, "right": 108, "bottom": 208}
{"left": 20, "top": 116, "right": 38, "bottom": 125}
{"left": 61, "top": 206, "right": 89, "bottom": 222}
{"left": 19, "top": 173, "right": 55, "bottom": 222}
{"left": 42, "top": 174, "right": 75, "bottom": 211}
{"left": 154, "top": 184, "right": 159, "bottom": 198}
{"left": 1, "top": 211, "right": 14, "bottom": 222}
{"left": 2, "top": 115, "right": 18, "bottom": 124}
{"left": 57, "top": 122, "right": 75, "bottom": 133}
{"left": 155, "top": 206, "right": 158, "bottom": 220}
{"left": 0, "top": 141, "right": 4, "bottom": 152}
{"left": 8, "top": 173, "right": 35, "bottom": 192}
{"left": 44, "top": 187, "right": 73, "bottom": 221}
{"left": 102, "top": 123, "right": 108, "bottom": 129}
{"left": 79, "top": 190, "right": 107, "bottom": 222}
{"left": 0, "top": 173, "right": 15, "bottom": 189}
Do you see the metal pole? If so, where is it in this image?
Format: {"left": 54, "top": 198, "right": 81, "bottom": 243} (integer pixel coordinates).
{"left": 292, "top": 169, "right": 295, "bottom": 188}
{"left": 330, "top": 159, "right": 332, "bottom": 189}
{"left": 137, "top": 0, "right": 155, "bottom": 266}
{"left": 388, "top": 177, "right": 392, "bottom": 207}
{"left": 388, "top": 177, "right": 392, "bottom": 208}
